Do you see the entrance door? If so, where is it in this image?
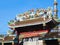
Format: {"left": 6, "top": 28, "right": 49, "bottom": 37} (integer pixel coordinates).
{"left": 45, "top": 39, "right": 59, "bottom": 45}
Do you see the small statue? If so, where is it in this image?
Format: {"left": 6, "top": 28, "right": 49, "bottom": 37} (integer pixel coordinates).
{"left": 42, "top": 9, "right": 47, "bottom": 21}
{"left": 47, "top": 7, "right": 52, "bottom": 19}
{"left": 29, "top": 9, "right": 35, "bottom": 18}
{"left": 24, "top": 12, "right": 30, "bottom": 19}
{"left": 16, "top": 14, "right": 24, "bottom": 21}
{"left": 39, "top": 9, "right": 44, "bottom": 17}
{"left": 36, "top": 9, "right": 40, "bottom": 17}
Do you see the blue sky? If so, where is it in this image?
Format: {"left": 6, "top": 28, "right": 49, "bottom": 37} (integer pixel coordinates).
{"left": 0, "top": 0, "right": 60, "bottom": 34}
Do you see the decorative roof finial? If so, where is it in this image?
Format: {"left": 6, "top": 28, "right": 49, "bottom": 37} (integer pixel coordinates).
{"left": 54, "top": 0, "right": 58, "bottom": 19}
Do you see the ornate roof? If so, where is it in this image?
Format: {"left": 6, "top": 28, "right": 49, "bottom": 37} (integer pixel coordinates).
{"left": 8, "top": 17, "right": 53, "bottom": 28}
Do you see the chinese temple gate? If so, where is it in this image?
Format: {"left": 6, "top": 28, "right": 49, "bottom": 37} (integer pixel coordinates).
{"left": 8, "top": 0, "right": 60, "bottom": 45}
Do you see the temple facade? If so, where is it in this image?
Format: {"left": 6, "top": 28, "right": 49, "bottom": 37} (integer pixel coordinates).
{"left": 8, "top": 0, "right": 60, "bottom": 45}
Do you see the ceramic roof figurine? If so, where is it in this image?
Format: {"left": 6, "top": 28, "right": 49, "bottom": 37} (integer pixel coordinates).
{"left": 29, "top": 9, "right": 35, "bottom": 18}
{"left": 47, "top": 7, "right": 52, "bottom": 19}
{"left": 16, "top": 14, "right": 24, "bottom": 21}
